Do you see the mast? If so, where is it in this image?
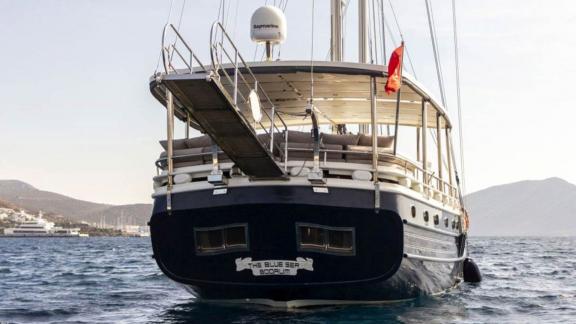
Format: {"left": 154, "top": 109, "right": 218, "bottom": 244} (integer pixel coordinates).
{"left": 358, "top": 0, "right": 369, "bottom": 63}
{"left": 330, "top": 0, "right": 343, "bottom": 61}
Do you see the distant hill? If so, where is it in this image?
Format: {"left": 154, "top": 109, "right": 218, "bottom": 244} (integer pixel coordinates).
{"left": 465, "top": 177, "right": 576, "bottom": 236}
{"left": 0, "top": 180, "right": 152, "bottom": 226}
{"left": 0, "top": 198, "right": 19, "bottom": 210}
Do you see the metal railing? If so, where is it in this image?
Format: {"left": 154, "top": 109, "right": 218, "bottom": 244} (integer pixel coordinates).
{"left": 209, "top": 22, "right": 288, "bottom": 156}
{"left": 160, "top": 22, "right": 288, "bottom": 165}
{"left": 281, "top": 146, "right": 460, "bottom": 205}
{"left": 161, "top": 24, "right": 207, "bottom": 74}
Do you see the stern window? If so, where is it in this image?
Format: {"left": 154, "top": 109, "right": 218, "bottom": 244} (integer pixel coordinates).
{"left": 297, "top": 223, "right": 355, "bottom": 255}
{"left": 195, "top": 224, "right": 248, "bottom": 255}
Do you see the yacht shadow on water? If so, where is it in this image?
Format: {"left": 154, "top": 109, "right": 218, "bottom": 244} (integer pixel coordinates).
{"left": 150, "top": 293, "right": 468, "bottom": 324}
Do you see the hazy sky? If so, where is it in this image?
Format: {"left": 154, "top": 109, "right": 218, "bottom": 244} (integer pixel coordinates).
{"left": 1, "top": 0, "right": 575, "bottom": 205}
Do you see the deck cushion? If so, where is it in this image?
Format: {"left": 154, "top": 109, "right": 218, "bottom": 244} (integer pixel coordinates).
{"left": 160, "top": 147, "right": 205, "bottom": 168}
{"left": 159, "top": 139, "right": 189, "bottom": 150}
{"left": 286, "top": 130, "right": 313, "bottom": 143}
{"left": 185, "top": 135, "right": 212, "bottom": 148}
{"left": 345, "top": 145, "right": 394, "bottom": 162}
{"left": 321, "top": 133, "right": 360, "bottom": 146}
{"left": 358, "top": 135, "right": 395, "bottom": 148}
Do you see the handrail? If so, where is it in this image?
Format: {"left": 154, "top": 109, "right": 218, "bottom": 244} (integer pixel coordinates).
{"left": 162, "top": 24, "right": 207, "bottom": 74}
{"left": 154, "top": 144, "right": 459, "bottom": 207}
{"left": 209, "top": 22, "right": 288, "bottom": 154}
{"left": 160, "top": 22, "right": 288, "bottom": 166}
{"left": 281, "top": 146, "right": 460, "bottom": 204}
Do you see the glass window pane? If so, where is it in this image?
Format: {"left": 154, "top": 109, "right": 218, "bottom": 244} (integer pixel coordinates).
{"left": 196, "top": 229, "right": 224, "bottom": 251}
{"left": 299, "top": 226, "right": 325, "bottom": 247}
{"left": 328, "top": 230, "right": 353, "bottom": 251}
{"left": 225, "top": 226, "right": 246, "bottom": 247}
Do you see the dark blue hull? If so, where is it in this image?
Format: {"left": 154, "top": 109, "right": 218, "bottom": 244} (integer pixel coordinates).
{"left": 150, "top": 186, "right": 463, "bottom": 306}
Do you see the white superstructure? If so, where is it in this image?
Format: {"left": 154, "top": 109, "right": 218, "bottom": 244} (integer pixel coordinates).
{"left": 2, "top": 214, "right": 88, "bottom": 237}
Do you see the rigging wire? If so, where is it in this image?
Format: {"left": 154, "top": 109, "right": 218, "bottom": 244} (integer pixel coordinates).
{"left": 217, "top": 0, "right": 224, "bottom": 25}
{"left": 155, "top": 0, "right": 176, "bottom": 73}
{"left": 232, "top": 0, "right": 240, "bottom": 40}
{"left": 371, "top": 0, "right": 379, "bottom": 64}
{"left": 388, "top": 0, "right": 418, "bottom": 80}
{"left": 424, "top": 0, "right": 447, "bottom": 107}
{"left": 378, "top": 0, "right": 386, "bottom": 65}
{"left": 276, "top": 0, "right": 289, "bottom": 59}
{"left": 452, "top": 0, "right": 466, "bottom": 194}
{"left": 367, "top": 2, "right": 374, "bottom": 64}
{"left": 386, "top": 0, "right": 417, "bottom": 78}
{"left": 176, "top": 0, "right": 186, "bottom": 31}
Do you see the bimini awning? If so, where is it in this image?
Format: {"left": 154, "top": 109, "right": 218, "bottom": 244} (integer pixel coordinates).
{"left": 220, "top": 61, "right": 452, "bottom": 129}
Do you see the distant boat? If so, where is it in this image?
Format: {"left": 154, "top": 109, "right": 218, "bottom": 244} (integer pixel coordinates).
{"left": 2, "top": 214, "right": 88, "bottom": 238}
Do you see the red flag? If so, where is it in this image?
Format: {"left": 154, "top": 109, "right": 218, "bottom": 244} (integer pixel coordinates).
{"left": 385, "top": 43, "right": 404, "bottom": 94}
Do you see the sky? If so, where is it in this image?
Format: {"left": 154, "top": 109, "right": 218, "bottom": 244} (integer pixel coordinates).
{"left": 0, "top": 0, "right": 575, "bottom": 205}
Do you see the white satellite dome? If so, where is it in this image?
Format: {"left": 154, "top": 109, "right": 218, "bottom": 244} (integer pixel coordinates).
{"left": 250, "top": 5, "right": 287, "bottom": 44}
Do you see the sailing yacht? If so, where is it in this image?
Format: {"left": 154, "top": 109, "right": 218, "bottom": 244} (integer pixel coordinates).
{"left": 148, "top": 1, "right": 479, "bottom": 307}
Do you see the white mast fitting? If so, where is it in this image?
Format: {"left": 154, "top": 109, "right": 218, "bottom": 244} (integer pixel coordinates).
{"left": 358, "top": 0, "right": 369, "bottom": 64}
{"left": 330, "top": 0, "right": 344, "bottom": 61}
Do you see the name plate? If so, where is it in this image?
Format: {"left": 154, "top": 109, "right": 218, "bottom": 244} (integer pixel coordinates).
{"left": 235, "top": 257, "right": 314, "bottom": 276}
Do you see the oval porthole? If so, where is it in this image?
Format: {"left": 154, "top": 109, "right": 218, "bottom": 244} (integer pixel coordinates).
{"left": 444, "top": 217, "right": 449, "bottom": 228}
{"left": 411, "top": 206, "right": 416, "bottom": 218}
{"left": 451, "top": 220, "right": 456, "bottom": 229}
{"left": 423, "top": 211, "right": 429, "bottom": 222}
{"left": 433, "top": 214, "right": 439, "bottom": 225}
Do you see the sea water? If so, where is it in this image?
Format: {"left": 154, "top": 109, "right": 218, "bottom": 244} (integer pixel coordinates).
{"left": 0, "top": 237, "right": 574, "bottom": 323}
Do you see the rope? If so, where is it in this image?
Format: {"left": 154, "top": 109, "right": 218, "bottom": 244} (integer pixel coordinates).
{"left": 452, "top": 0, "right": 466, "bottom": 194}
{"left": 424, "top": 0, "right": 447, "bottom": 107}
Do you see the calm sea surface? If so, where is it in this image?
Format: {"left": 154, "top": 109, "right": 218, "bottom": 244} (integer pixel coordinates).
{"left": 0, "top": 237, "right": 574, "bottom": 323}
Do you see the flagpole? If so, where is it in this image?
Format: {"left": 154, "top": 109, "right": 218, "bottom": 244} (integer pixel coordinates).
{"left": 392, "top": 42, "right": 405, "bottom": 156}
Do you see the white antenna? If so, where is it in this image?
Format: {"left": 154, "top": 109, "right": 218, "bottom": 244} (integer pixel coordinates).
{"left": 250, "top": 6, "right": 287, "bottom": 61}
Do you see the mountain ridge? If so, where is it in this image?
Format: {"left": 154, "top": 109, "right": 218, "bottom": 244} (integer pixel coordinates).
{"left": 465, "top": 177, "right": 576, "bottom": 236}
{"left": 0, "top": 180, "right": 151, "bottom": 226}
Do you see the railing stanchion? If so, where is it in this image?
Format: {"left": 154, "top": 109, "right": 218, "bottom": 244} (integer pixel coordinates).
{"left": 166, "top": 89, "right": 175, "bottom": 214}
{"left": 270, "top": 106, "right": 275, "bottom": 151}
{"left": 421, "top": 99, "right": 428, "bottom": 195}
{"left": 370, "top": 76, "right": 380, "bottom": 209}
{"left": 234, "top": 51, "right": 239, "bottom": 106}
{"left": 284, "top": 130, "right": 289, "bottom": 172}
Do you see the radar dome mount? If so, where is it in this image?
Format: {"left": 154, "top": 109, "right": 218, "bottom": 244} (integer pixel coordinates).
{"left": 250, "top": 5, "right": 287, "bottom": 61}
